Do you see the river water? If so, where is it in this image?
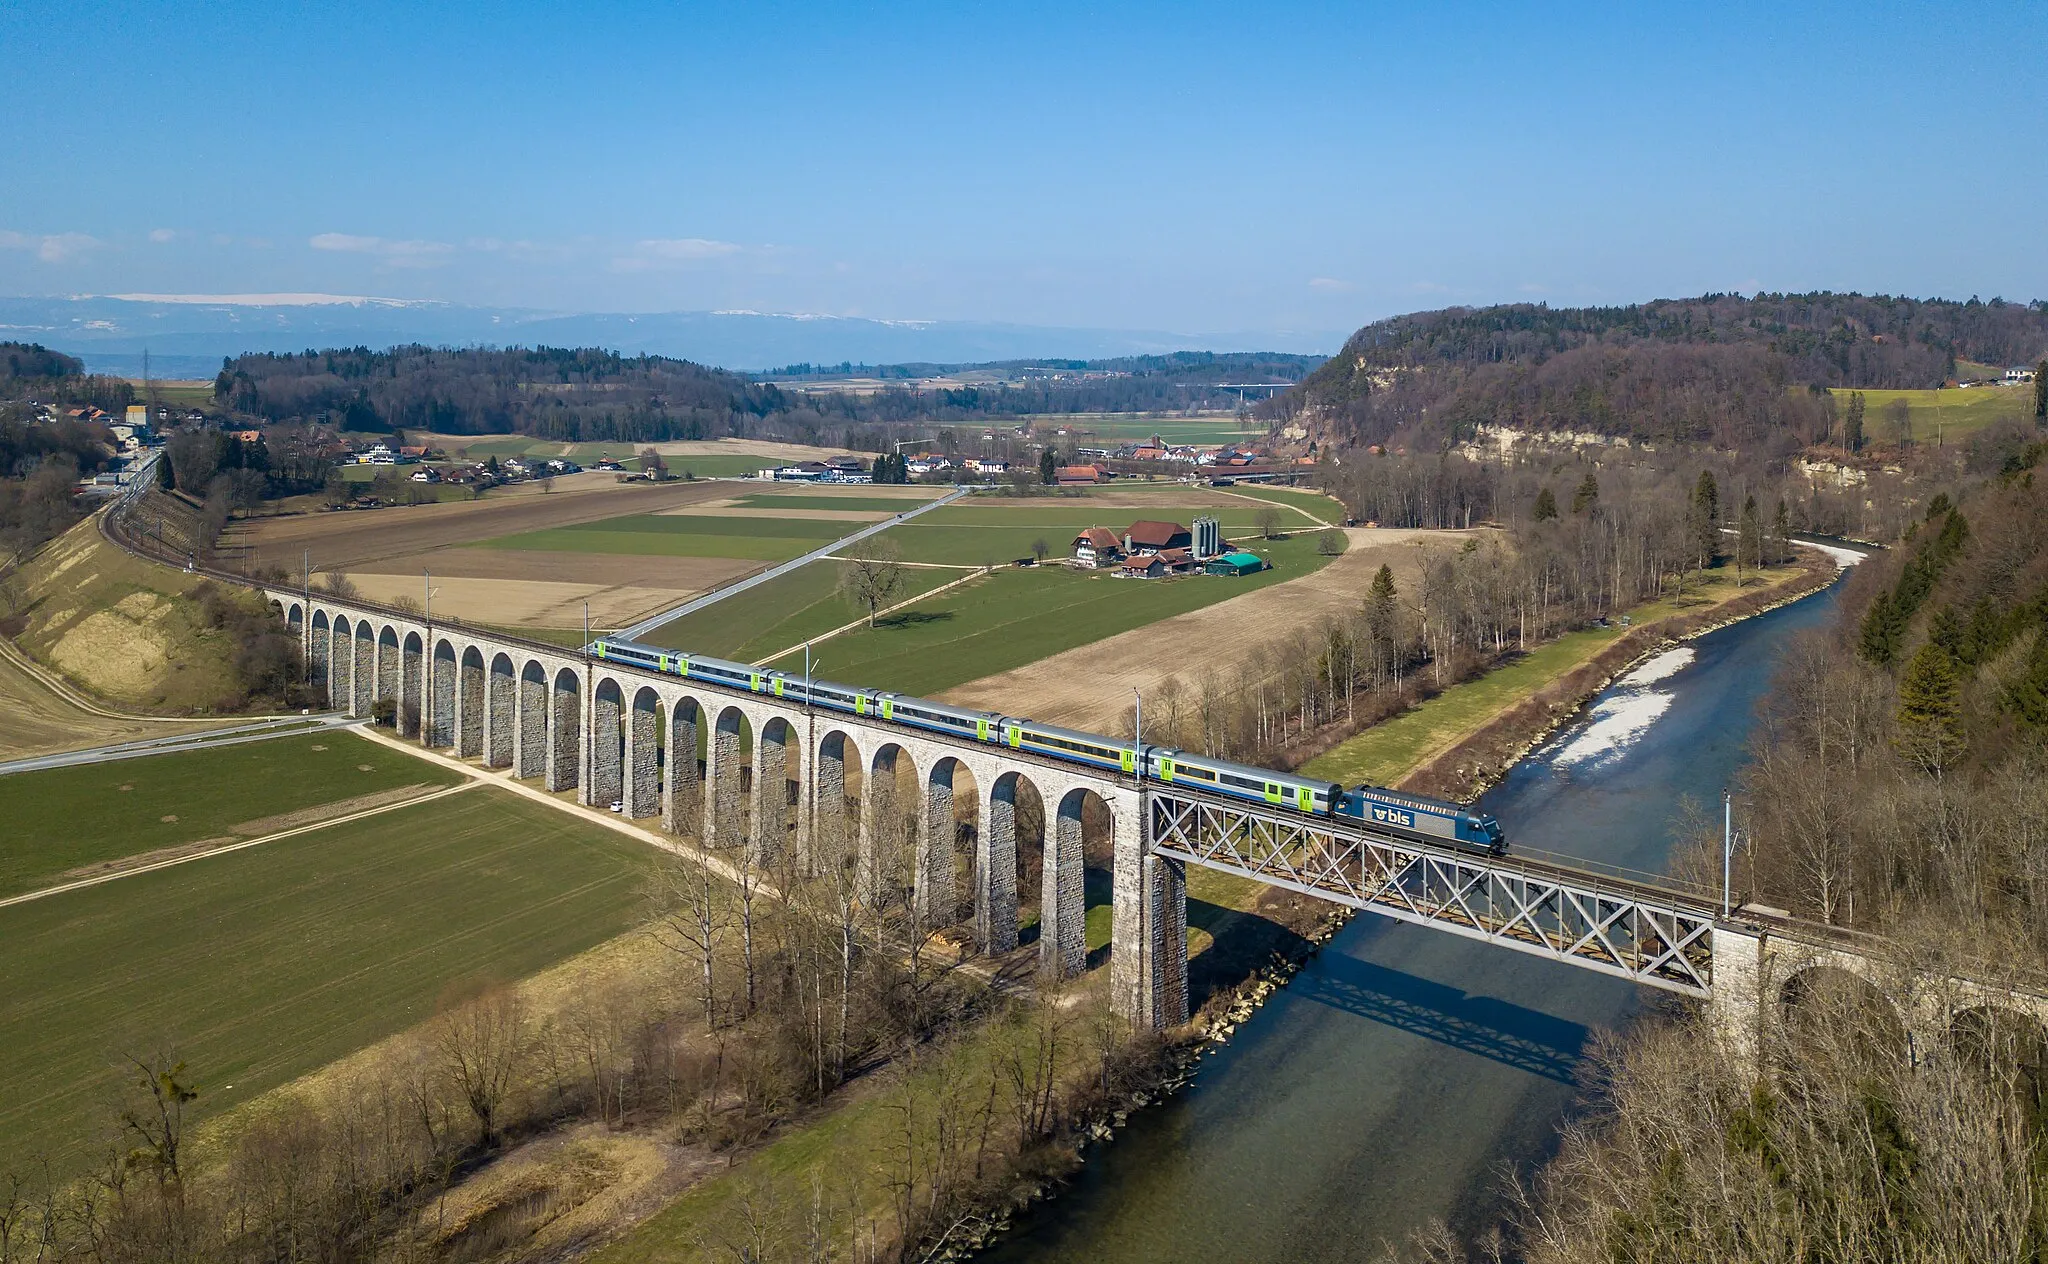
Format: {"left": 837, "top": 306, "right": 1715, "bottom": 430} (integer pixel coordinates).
{"left": 984, "top": 571, "right": 1851, "bottom": 1262}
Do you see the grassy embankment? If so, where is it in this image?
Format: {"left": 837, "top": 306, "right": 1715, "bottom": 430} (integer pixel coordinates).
{"left": 8, "top": 515, "right": 256, "bottom": 711}
{"left": 1827, "top": 382, "right": 2033, "bottom": 445}
{"left": 0, "top": 731, "right": 657, "bottom": 1176}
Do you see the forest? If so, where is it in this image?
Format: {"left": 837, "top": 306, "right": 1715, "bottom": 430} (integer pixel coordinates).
{"left": 212, "top": 346, "right": 1315, "bottom": 444}
{"left": 1273, "top": 293, "right": 2048, "bottom": 451}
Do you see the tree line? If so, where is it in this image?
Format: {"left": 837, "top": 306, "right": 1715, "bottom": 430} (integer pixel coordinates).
{"left": 1272, "top": 293, "right": 2048, "bottom": 452}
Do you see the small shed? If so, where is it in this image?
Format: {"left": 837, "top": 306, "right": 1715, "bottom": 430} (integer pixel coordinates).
{"left": 1204, "top": 551, "right": 1268, "bottom": 577}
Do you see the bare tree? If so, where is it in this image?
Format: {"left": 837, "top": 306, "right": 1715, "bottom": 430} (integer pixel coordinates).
{"left": 839, "top": 538, "right": 905, "bottom": 627}
{"left": 1256, "top": 504, "right": 1285, "bottom": 539}
{"left": 433, "top": 985, "right": 526, "bottom": 1147}
{"left": 118, "top": 1053, "right": 198, "bottom": 1183}
{"left": 650, "top": 850, "right": 731, "bottom": 1033}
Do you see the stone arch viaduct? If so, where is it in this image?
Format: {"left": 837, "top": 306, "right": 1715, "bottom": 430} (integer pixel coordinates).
{"left": 262, "top": 587, "right": 2048, "bottom": 1065}
{"left": 267, "top": 587, "right": 1186, "bottom": 1030}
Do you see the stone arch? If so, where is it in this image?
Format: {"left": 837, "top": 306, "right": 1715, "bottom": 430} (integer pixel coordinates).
{"left": 1779, "top": 964, "right": 1909, "bottom": 1062}
{"left": 754, "top": 716, "right": 802, "bottom": 866}
{"left": 920, "top": 755, "right": 979, "bottom": 930}
{"left": 377, "top": 625, "right": 402, "bottom": 723}
{"left": 390, "top": 630, "right": 419, "bottom": 736}
{"left": 812, "top": 729, "right": 864, "bottom": 878}
{"left": 351, "top": 620, "right": 375, "bottom": 717}
{"left": 981, "top": 770, "right": 1044, "bottom": 955}
{"left": 455, "top": 644, "right": 485, "bottom": 757}
{"left": 268, "top": 597, "right": 286, "bottom": 623}
{"left": 515, "top": 659, "right": 549, "bottom": 778}
{"left": 548, "top": 667, "right": 582, "bottom": 792}
{"left": 1951, "top": 1005, "right": 2048, "bottom": 1107}
{"left": 623, "top": 684, "right": 665, "bottom": 819}
{"left": 484, "top": 652, "right": 516, "bottom": 767}
{"left": 704, "top": 706, "right": 758, "bottom": 850}
{"left": 1043, "top": 786, "right": 1112, "bottom": 978}
{"left": 860, "top": 742, "right": 920, "bottom": 906}
{"left": 590, "top": 676, "right": 626, "bottom": 808}
{"left": 428, "top": 638, "right": 457, "bottom": 748}
{"left": 285, "top": 601, "right": 303, "bottom": 630}
{"left": 665, "top": 693, "right": 706, "bottom": 836}
{"left": 310, "top": 610, "right": 333, "bottom": 706}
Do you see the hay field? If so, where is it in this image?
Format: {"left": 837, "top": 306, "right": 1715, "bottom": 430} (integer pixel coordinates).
{"left": 873, "top": 492, "right": 1326, "bottom": 566}
{"left": 0, "top": 779, "right": 655, "bottom": 1175}
{"left": 1828, "top": 383, "right": 2033, "bottom": 444}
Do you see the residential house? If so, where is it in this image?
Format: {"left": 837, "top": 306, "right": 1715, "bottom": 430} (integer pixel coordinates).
{"left": 1071, "top": 527, "right": 1123, "bottom": 567}
{"left": 2008, "top": 365, "right": 2040, "bottom": 384}
{"left": 1155, "top": 547, "right": 1198, "bottom": 574}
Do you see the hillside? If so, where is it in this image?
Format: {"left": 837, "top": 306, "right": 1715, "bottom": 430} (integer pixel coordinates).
{"left": 1275, "top": 293, "right": 2048, "bottom": 450}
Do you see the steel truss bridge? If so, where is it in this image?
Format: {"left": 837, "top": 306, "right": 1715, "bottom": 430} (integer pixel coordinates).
{"left": 1147, "top": 787, "right": 1715, "bottom": 996}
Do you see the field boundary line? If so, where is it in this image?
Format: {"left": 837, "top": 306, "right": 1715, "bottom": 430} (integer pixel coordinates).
{"left": 752, "top": 565, "right": 994, "bottom": 667}
{"left": 347, "top": 726, "right": 772, "bottom": 895}
{"left": 0, "top": 780, "right": 479, "bottom": 909}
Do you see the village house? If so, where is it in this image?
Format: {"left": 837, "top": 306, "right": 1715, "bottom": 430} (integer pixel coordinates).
{"left": 1071, "top": 527, "right": 1123, "bottom": 566}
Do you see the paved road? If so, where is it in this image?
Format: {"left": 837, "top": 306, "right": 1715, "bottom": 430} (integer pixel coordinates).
{"left": 0, "top": 713, "right": 362, "bottom": 777}
{"left": 615, "top": 484, "right": 971, "bottom": 641}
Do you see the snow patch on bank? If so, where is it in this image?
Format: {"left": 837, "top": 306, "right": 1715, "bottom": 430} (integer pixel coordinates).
{"left": 1553, "top": 647, "right": 1698, "bottom": 768}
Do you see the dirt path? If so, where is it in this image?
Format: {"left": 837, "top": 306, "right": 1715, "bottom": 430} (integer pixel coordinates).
{"left": 940, "top": 527, "right": 1488, "bottom": 732}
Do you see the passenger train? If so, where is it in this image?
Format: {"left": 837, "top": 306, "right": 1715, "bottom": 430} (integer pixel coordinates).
{"left": 589, "top": 637, "right": 1506, "bottom": 856}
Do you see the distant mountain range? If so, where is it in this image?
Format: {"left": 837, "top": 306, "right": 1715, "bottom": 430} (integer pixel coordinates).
{"left": 0, "top": 295, "right": 1344, "bottom": 378}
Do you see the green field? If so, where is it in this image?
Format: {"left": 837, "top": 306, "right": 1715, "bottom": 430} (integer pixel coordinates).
{"left": 0, "top": 786, "right": 656, "bottom": 1174}
{"left": 732, "top": 493, "right": 934, "bottom": 511}
{"left": 1221, "top": 484, "right": 1343, "bottom": 523}
{"left": 0, "top": 733, "right": 462, "bottom": 898}
{"left": 788, "top": 533, "right": 1332, "bottom": 695}
{"left": 645, "top": 559, "right": 967, "bottom": 662}
{"left": 1026, "top": 412, "right": 1267, "bottom": 445}
{"left": 1828, "top": 384, "right": 2033, "bottom": 445}
{"left": 483, "top": 512, "right": 849, "bottom": 562}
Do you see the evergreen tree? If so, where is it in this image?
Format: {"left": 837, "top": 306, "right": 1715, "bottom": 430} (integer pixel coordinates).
{"left": 1692, "top": 470, "right": 1720, "bottom": 570}
{"left": 1845, "top": 391, "right": 1866, "bottom": 451}
{"left": 1039, "top": 446, "right": 1056, "bottom": 485}
{"left": 1771, "top": 499, "right": 1791, "bottom": 563}
{"left": 1859, "top": 590, "right": 1900, "bottom": 665}
{"left": 1737, "top": 495, "right": 1763, "bottom": 582}
{"left": 2006, "top": 629, "right": 2048, "bottom": 727}
{"left": 1895, "top": 639, "right": 1965, "bottom": 776}
{"left": 1532, "top": 486, "right": 1558, "bottom": 521}
{"left": 1571, "top": 472, "right": 1599, "bottom": 514}
{"left": 1366, "top": 563, "right": 1399, "bottom": 685}
{"left": 2036, "top": 361, "right": 2047, "bottom": 418}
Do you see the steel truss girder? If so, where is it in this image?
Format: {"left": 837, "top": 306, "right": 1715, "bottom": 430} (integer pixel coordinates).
{"left": 1148, "top": 793, "right": 1713, "bottom": 996}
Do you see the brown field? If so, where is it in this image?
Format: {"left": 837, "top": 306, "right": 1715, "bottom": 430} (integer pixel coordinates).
{"left": 940, "top": 527, "right": 1486, "bottom": 733}
{"left": 224, "top": 476, "right": 733, "bottom": 574}
{"left": 344, "top": 574, "right": 701, "bottom": 629}
{"left": 652, "top": 505, "right": 887, "bottom": 522}
{"left": 411, "top": 435, "right": 869, "bottom": 462}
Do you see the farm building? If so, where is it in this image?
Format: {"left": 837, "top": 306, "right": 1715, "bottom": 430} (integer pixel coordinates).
{"left": 1204, "top": 551, "right": 1268, "bottom": 577}
{"left": 1123, "top": 520, "right": 1191, "bottom": 554}
{"left": 1072, "top": 527, "right": 1123, "bottom": 567}
{"left": 1057, "top": 464, "right": 1105, "bottom": 486}
{"left": 1118, "top": 555, "right": 1167, "bottom": 579}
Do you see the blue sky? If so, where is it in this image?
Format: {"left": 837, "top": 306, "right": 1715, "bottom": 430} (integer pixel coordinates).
{"left": 1, "top": 0, "right": 2042, "bottom": 343}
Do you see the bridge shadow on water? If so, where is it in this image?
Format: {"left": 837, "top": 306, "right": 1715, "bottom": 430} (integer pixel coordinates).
{"left": 1293, "top": 953, "right": 1591, "bottom": 1085}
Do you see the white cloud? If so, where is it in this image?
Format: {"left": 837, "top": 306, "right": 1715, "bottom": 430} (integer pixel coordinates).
{"left": 0, "top": 230, "right": 103, "bottom": 262}
{"left": 612, "top": 237, "right": 747, "bottom": 272}
{"left": 309, "top": 232, "right": 455, "bottom": 267}
{"left": 1308, "top": 277, "right": 1353, "bottom": 292}
{"left": 148, "top": 228, "right": 177, "bottom": 243}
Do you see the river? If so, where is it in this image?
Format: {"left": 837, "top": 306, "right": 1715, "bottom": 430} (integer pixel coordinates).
{"left": 983, "top": 568, "right": 1853, "bottom": 1262}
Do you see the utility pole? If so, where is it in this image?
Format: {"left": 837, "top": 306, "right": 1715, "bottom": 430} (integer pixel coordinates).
{"left": 804, "top": 641, "right": 817, "bottom": 867}
{"left": 1722, "top": 790, "right": 1733, "bottom": 917}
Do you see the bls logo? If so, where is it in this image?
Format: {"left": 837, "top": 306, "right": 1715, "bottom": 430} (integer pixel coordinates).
{"left": 1372, "top": 805, "right": 1415, "bottom": 828}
